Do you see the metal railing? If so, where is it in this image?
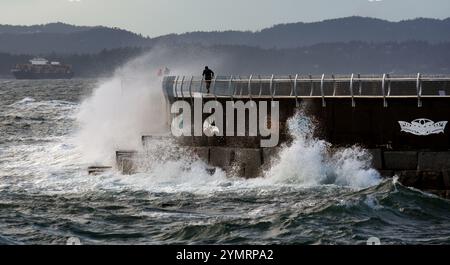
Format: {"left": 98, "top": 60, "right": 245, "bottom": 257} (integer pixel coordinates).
{"left": 163, "top": 74, "right": 450, "bottom": 107}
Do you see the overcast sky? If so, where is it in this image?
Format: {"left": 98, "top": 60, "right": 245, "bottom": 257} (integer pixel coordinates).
{"left": 1, "top": 0, "right": 449, "bottom": 37}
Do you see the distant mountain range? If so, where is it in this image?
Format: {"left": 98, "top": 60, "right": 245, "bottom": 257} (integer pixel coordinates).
{"left": 158, "top": 17, "right": 450, "bottom": 49}
{"left": 1, "top": 17, "right": 450, "bottom": 54}
{"left": 0, "top": 22, "right": 92, "bottom": 34}
{"left": 0, "top": 23, "right": 152, "bottom": 54}
{"left": 1, "top": 17, "right": 449, "bottom": 78}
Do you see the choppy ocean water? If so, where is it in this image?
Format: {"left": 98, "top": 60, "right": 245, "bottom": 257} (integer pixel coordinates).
{"left": 1, "top": 79, "right": 450, "bottom": 245}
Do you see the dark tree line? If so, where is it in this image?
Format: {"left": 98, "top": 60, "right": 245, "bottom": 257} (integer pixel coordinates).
{"left": 1, "top": 41, "right": 449, "bottom": 78}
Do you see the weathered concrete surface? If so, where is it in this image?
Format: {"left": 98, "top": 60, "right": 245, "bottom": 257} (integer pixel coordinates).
{"left": 209, "top": 147, "right": 234, "bottom": 168}
{"left": 191, "top": 147, "right": 209, "bottom": 163}
{"left": 235, "top": 148, "right": 263, "bottom": 179}
{"left": 116, "top": 151, "right": 138, "bottom": 175}
{"left": 262, "top": 147, "right": 281, "bottom": 166}
{"left": 420, "top": 171, "right": 444, "bottom": 190}
{"left": 443, "top": 171, "right": 450, "bottom": 189}
{"left": 418, "top": 152, "right": 450, "bottom": 171}
{"left": 368, "top": 149, "right": 383, "bottom": 170}
{"left": 141, "top": 135, "right": 172, "bottom": 147}
{"left": 396, "top": 170, "right": 421, "bottom": 187}
{"left": 394, "top": 170, "right": 450, "bottom": 198}
{"left": 88, "top": 166, "right": 112, "bottom": 175}
{"left": 208, "top": 147, "right": 263, "bottom": 178}
{"left": 384, "top": 151, "right": 417, "bottom": 170}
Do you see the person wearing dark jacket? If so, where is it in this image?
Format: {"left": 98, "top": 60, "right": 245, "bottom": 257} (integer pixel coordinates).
{"left": 202, "top": 66, "right": 215, "bottom": 93}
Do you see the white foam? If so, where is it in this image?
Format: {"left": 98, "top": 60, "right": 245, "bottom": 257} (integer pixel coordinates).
{"left": 263, "top": 110, "right": 381, "bottom": 189}
{"left": 73, "top": 46, "right": 225, "bottom": 165}
{"left": 3, "top": 50, "right": 382, "bottom": 195}
{"left": 13, "top": 97, "right": 35, "bottom": 105}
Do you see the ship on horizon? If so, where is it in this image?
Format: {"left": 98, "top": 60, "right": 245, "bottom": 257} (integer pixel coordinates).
{"left": 11, "top": 58, "right": 74, "bottom": 80}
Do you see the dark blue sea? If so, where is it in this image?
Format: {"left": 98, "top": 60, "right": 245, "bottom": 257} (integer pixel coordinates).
{"left": 1, "top": 79, "right": 450, "bottom": 245}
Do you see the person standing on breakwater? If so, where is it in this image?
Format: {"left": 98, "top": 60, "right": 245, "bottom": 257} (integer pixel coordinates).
{"left": 202, "top": 66, "right": 215, "bottom": 93}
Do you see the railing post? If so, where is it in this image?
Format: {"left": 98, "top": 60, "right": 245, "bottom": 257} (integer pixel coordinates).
{"left": 228, "top": 75, "right": 234, "bottom": 100}
{"left": 269, "top": 74, "right": 274, "bottom": 101}
{"left": 239, "top": 76, "right": 243, "bottom": 96}
{"left": 358, "top": 73, "right": 362, "bottom": 95}
{"left": 233, "top": 76, "right": 238, "bottom": 98}
{"left": 258, "top": 75, "right": 262, "bottom": 97}
{"left": 188, "top": 76, "right": 193, "bottom": 98}
{"left": 320, "top": 74, "right": 326, "bottom": 107}
{"left": 180, "top": 76, "right": 185, "bottom": 98}
{"left": 289, "top": 75, "right": 294, "bottom": 96}
{"left": 248, "top": 74, "right": 253, "bottom": 100}
{"left": 387, "top": 74, "right": 391, "bottom": 96}
{"left": 199, "top": 76, "right": 204, "bottom": 100}
{"left": 294, "top": 74, "right": 299, "bottom": 107}
{"left": 332, "top": 74, "right": 336, "bottom": 96}
{"left": 417, "top": 73, "right": 422, "bottom": 107}
{"left": 382, "top": 74, "right": 387, "bottom": 107}
{"left": 174, "top": 76, "right": 179, "bottom": 98}
{"left": 272, "top": 76, "right": 278, "bottom": 98}
{"left": 309, "top": 74, "right": 314, "bottom": 96}
{"left": 212, "top": 75, "right": 218, "bottom": 101}
{"left": 350, "top": 73, "right": 355, "bottom": 107}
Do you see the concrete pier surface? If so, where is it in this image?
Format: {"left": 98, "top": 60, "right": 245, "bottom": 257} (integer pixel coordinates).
{"left": 116, "top": 150, "right": 138, "bottom": 175}
{"left": 88, "top": 166, "right": 112, "bottom": 175}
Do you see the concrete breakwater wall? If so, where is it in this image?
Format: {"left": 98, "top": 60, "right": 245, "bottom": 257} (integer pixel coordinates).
{"left": 170, "top": 97, "right": 450, "bottom": 197}
{"left": 95, "top": 75, "right": 450, "bottom": 198}
{"left": 113, "top": 145, "right": 450, "bottom": 198}
{"left": 198, "top": 147, "right": 450, "bottom": 197}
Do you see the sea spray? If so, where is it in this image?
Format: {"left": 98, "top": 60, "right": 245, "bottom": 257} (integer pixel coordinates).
{"left": 264, "top": 109, "right": 381, "bottom": 188}
{"left": 73, "top": 46, "right": 381, "bottom": 190}
{"left": 116, "top": 107, "right": 381, "bottom": 191}
{"left": 100, "top": 106, "right": 381, "bottom": 190}
{"left": 132, "top": 137, "right": 228, "bottom": 190}
{"left": 74, "top": 46, "right": 225, "bottom": 164}
{"left": 74, "top": 73, "right": 165, "bottom": 164}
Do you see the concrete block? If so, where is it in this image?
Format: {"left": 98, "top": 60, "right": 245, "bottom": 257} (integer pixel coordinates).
{"left": 395, "top": 170, "right": 421, "bottom": 187}
{"left": 209, "top": 147, "right": 234, "bottom": 168}
{"left": 207, "top": 136, "right": 225, "bottom": 146}
{"left": 262, "top": 147, "right": 281, "bottom": 165}
{"left": 191, "top": 147, "right": 209, "bottom": 163}
{"left": 141, "top": 135, "right": 171, "bottom": 147}
{"left": 116, "top": 150, "right": 138, "bottom": 175}
{"left": 225, "top": 137, "right": 260, "bottom": 148}
{"left": 178, "top": 136, "right": 194, "bottom": 146}
{"left": 384, "top": 151, "right": 417, "bottom": 170}
{"left": 367, "top": 149, "right": 382, "bottom": 170}
{"left": 418, "top": 152, "right": 450, "bottom": 171}
{"left": 420, "top": 171, "right": 444, "bottom": 190}
{"left": 235, "top": 149, "right": 263, "bottom": 179}
{"left": 191, "top": 136, "right": 209, "bottom": 146}
{"left": 88, "top": 166, "right": 112, "bottom": 175}
{"left": 443, "top": 171, "right": 450, "bottom": 189}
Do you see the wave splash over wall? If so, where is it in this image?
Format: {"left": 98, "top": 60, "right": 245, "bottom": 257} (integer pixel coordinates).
{"left": 73, "top": 49, "right": 381, "bottom": 191}
{"left": 264, "top": 110, "right": 381, "bottom": 188}
{"left": 74, "top": 46, "right": 223, "bottom": 165}
{"left": 125, "top": 108, "right": 382, "bottom": 191}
